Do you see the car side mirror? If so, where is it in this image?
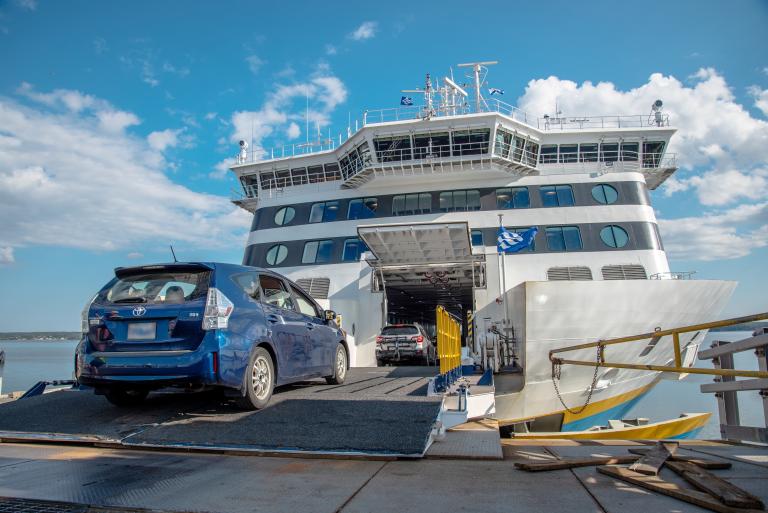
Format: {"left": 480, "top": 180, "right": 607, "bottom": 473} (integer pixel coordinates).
{"left": 324, "top": 310, "right": 337, "bottom": 322}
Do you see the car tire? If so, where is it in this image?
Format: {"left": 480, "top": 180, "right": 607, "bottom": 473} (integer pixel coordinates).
{"left": 104, "top": 388, "right": 148, "bottom": 407}
{"left": 236, "top": 347, "right": 275, "bottom": 410}
{"left": 325, "top": 343, "right": 348, "bottom": 385}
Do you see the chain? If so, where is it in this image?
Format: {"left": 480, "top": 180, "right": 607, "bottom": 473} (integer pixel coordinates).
{"left": 551, "top": 344, "right": 603, "bottom": 415}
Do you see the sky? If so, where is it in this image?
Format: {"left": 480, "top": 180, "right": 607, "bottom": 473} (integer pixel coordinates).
{"left": 0, "top": 0, "right": 766, "bottom": 331}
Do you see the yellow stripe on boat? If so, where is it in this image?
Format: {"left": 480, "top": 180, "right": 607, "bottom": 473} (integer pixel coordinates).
{"left": 513, "top": 412, "right": 711, "bottom": 440}
{"left": 561, "top": 381, "right": 657, "bottom": 425}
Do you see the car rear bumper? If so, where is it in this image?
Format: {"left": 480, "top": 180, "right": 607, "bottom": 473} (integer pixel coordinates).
{"left": 376, "top": 348, "right": 425, "bottom": 360}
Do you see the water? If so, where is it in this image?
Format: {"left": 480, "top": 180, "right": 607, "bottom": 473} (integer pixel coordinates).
{"left": 0, "top": 333, "right": 763, "bottom": 439}
{"left": 0, "top": 339, "right": 80, "bottom": 394}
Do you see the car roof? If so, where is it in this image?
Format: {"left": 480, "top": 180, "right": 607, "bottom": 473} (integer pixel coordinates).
{"left": 114, "top": 261, "right": 272, "bottom": 278}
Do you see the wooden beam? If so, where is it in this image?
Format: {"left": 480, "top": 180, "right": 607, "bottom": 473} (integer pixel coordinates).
{"left": 666, "top": 460, "right": 764, "bottom": 510}
{"left": 514, "top": 455, "right": 640, "bottom": 472}
{"left": 629, "top": 441, "right": 678, "bottom": 476}
{"left": 627, "top": 448, "right": 731, "bottom": 470}
{"left": 597, "top": 466, "right": 765, "bottom": 513}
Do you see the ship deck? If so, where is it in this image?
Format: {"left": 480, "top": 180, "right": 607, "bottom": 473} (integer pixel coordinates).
{"left": 0, "top": 439, "right": 766, "bottom": 513}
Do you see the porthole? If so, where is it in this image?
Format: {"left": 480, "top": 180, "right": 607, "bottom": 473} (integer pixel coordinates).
{"left": 600, "top": 225, "right": 629, "bottom": 248}
{"left": 592, "top": 184, "right": 618, "bottom": 204}
{"left": 265, "top": 244, "right": 288, "bottom": 265}
{"left": 274, "top": 207, "right": 295, "bottom": 226}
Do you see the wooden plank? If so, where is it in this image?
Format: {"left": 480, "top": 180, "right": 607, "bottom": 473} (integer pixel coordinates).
{"left": 628, "top": 448, "right": 732, "bottom": 469}
{"left": 666, "top": 460, "right": 765, "bottom": 509}
{"left": 699, "top": 334, "right": 768, "bottom": 360}
{"left": 597, "top": 465, "right": 765, "bottom": 513}
{"left": 514, "top": 455, "right": 640, "bottom": 472}
{"left": 701, "top": 379, "right": 768, "bottom": 393}
{"left": 629, "top": 441, "right": 678, "bottom": 475}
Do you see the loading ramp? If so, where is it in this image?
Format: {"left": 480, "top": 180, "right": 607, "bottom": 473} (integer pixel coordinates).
{"left": 0, "top": 367, "right": 441, "bottom": 458}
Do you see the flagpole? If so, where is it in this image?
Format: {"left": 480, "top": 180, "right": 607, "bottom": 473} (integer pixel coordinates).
{"left": 497, "top": 214, "right": 509, "bottom": 338}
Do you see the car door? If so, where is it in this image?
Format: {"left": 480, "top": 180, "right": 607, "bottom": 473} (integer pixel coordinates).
{"left": 258, "top": 274, "right": 310, "bottom": 380}
{"left": 290, "top": 284, "right": 335, "bottom": 375}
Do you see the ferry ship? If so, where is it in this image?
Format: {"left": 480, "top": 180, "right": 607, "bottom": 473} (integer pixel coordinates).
{"left": 227, "top": 62, "right": 735, "bottom": 433}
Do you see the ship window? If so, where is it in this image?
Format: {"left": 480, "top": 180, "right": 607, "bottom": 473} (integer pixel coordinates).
{"left": 266, "top": 244, "right": 288, "bottom": 266}
{"left": 309, "top": 201, "right": 340, "bottom": 223}
{"left": 452, "top": 129, "right": 490, "bottom": 156}
{"left": 559, "top": 144, "right": 578, "bottom": 163}
{"left": 392, "top": 193, "right": 431, "bottom": 215}
{"left": 323, "top": 162, "right": 341, "bottom": 181}
{"left": 413, "top": 132, "right": 450, "bottom": 159}
{"left": 374, "top": 136, "right": 411, "bottom": 162}
{"left": 509, "top": 227, "right": 536, "bottom": 251}
{"left": 539, "top": 145, "right": 558, "bottom": 164}
{"left": 275, "top": 169, "right": 291, "bottom": 188}
{"left": 600, "top": 143, "right": 619, "bottom": 163}
{"left": 579, "top": 143, "right": 598, "bottom": 162}
{"left": 348, "top": 197, "right": 378, "bottom": 219}
{"left": 591, "top": 184, "right": 618, "bottom": 204}
{"left": 621, "top": 142, "right": 639, "bottom": 161}
{"left": 600, "top": 225, "right": 629, "bottom": 248}
{"left": 511, "top": 135, "right": 526, "bottom": 162}
{"left": 439, "top": 190, "right": 480, "bottom": 212}
{"left": 496, "top": 187, "right": 530, "bottom": 209}
{"left": 540, "top": 185, "right": 574, "bottom": 207}
{"left": 274, "top": 207, "right": 296, "bottom": 226}
{"left": 546, "top": 226, "right": 582, "bottom": 251}
{"left": 471, "top": 230, "right": 484, "bottom": 247}
{"left": 643, "top": 141, "right": 666, "bottom": 168}
{"left": 259, "top": 170, "right": 276, "bottom": 190}
{"left": 307, "top": 165, "right": 325, "bottom": 183}
{"left": 524, "top": 140, "right": 539, "bottom": 166}
{"left": 494, "top": 128, "right": 513, "bottom": 158}
{"left": 342, "top": 238, "right": 368, "bottom": 262}
{"left": 302, "top": 240, "right": 334, "bottom": 264}
{"left": 290, "top": 167, "right": 308, "bottom": 186}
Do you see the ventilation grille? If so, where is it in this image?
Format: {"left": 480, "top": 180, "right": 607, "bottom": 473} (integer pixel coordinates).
{"left": 547, "top": 266, "right": 593, "bottom": 281}
{"left": 295, "top": 277, "right": 331, "bottom": 299}
{"left": 601, "top": 264, "right": 647, "bottom": 280}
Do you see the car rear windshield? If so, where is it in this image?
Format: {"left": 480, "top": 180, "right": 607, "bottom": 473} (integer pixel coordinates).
{"left": 96, "top": 270, "right": 211, "bottom": 305}
{"left": 381, "top": 326, "right": 419, "bottom": 336}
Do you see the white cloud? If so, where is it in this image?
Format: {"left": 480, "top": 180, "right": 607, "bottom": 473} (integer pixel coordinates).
{"left": 0, "top": 87, "right": 250, "bottom": 260}
{"left": 126, "top": 251, "right": 143, "bottom": 259}
{"left": 147, "top": 128, "right": 183, "bottom": 151}
{"left": 245, "top": 55, "right": 264, "bottom": 75}
{"left": 748, "top": 85, "right": 768, "bottom": 116}
{"left": 286, "top": 122, "right": 301, "bottom": 139}
{"left": 517, "top": 68, "right": 768, "bottom": 260}
{"left": 204, "top": 112, "right": 217, "bottom": 121}
{"left": 349, "top": 21, "right": 377, "bottom": 41}
{"left": 0, "top": 247, "right": 14, "bottom": 265}
{"left": 224, "top": 66, "right": 348, "bottom": 164}
{"left": 16, "top": 0, "right": 37, "bottom": 10}
{"left": 162, "top": 61, "right": 190, "bottom": 77}
{"left": 325, "top": 44, "right": 338, "bottom": 55}
{"left": 210, "top": 158, "right": 231, "bottom": 180}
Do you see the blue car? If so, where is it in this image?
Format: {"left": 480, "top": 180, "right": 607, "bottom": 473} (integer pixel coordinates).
{"left": 75, "top": 262, "right": 348, "bottom": 409}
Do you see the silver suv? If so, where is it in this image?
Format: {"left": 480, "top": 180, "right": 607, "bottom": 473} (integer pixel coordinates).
{"left": 375, "top": 323, "right": 435, "bottom": 366}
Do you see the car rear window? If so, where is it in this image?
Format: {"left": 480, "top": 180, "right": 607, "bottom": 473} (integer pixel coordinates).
{"left": 96, "top": 270, "right": 211, "bottom": 305}
{"left": 381, "top": 326, "right": 419, "bottom": 336}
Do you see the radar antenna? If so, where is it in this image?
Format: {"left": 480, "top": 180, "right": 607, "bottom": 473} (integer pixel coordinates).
{"left": 402, "top": 73, "right": 435, "bottom": 119}
{"left": 457, "top": 60, "right": 498, "bottom": 112}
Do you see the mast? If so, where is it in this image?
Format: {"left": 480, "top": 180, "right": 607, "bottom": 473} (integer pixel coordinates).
{"left": 457, "top": 60, "right": 498, "bottom": 112}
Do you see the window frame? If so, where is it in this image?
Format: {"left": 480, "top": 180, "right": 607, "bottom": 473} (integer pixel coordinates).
{"left": 265, "top": 244, "right": 288, "bottom": 266}
{"left": 439, "top": 189, "right": 481, "bottom": 212}
{"left": 545, "top": 226, "right": 583, "bottom": 252}
{"left": 600, "top": 225, "right": 630, "bottom": 248}
{"left": 591, "top": 184, "right": 619, "bottom": 204}
{"left": 392, "top": 193, "right": 432, "bottom": 216}
{"left": 274, "top": 206, "right": 296, "bottom": 226}
{"left": 290, "top": 284, "right": 321, "bottom": 318}
{"left": 540, "top": 185, "right": 575, "bottom": 207}
{"left": 347, "top": 197, "right": 378, "bottom": 220}
{"left": 231, "top": 272, "right": 261, "bottom": 301}
{"left": 309, "top": 200, "right": 340, "bottom": 223}
{"left": 302, "top": 239, "right": 335, "bottom": 264}
{"left": 258, "top": 274, "right": 296, "bottom": 311}
{"left": 496, "top": 187, "right": 530, "bottom": 209}
{"left": 342, "top": 238, "right": 367, "bottom": 262}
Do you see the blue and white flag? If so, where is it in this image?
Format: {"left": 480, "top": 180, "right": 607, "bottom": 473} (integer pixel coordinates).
{"left": 497, "top": 226, "right": 537, "bottom": 253}
{"left": 488, "top": 87, "right": 505, "bottom": 95}
{"left": 400, "top": 96, "right": 413, "bottom": 106}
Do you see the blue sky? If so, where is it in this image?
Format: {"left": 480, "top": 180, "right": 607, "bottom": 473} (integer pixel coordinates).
{"left": 0, "top": 0, "right": 766, "bottom": 330}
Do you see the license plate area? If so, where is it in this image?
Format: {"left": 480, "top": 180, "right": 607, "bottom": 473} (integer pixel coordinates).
{"left": 127, "top": 322, "right": 157, "bottom": 340}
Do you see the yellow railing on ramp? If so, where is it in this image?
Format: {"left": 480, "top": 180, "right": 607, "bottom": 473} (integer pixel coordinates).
{"left": 436, "top": 306, "right": 461, "bottom": 378}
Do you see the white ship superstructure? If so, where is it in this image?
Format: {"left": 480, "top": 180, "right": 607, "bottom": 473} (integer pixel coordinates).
{"left": 228, "top": 64, "right": 735, "bottom": 431}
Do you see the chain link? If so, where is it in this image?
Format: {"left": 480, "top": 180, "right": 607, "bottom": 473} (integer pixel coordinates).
{"left": 551, "top": 344, "right": 603, "bottom": 415}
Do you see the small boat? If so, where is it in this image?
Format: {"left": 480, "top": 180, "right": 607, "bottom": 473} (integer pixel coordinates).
{"left": 511, "top": 412, "right": 710, "bottom": 440}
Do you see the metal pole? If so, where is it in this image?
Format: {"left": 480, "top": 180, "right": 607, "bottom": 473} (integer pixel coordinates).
{"left": 498, "top": 215, "right": 509, "bottom": 337}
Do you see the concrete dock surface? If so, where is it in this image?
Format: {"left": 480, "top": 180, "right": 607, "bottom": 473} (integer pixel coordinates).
{"left": 1, "top": 439, "right": 767, "bottom": 513}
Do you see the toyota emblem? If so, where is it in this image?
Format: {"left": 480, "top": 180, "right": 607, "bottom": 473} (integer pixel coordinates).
{"left": 132, "top": 306, "right": 147, "bottom": 317}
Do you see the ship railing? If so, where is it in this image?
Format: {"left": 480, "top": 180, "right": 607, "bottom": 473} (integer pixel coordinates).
{"left": 698, "top": 327, "right": 768, "bottom": 443}
{"left": 536, "top": 151, "right": 675, "bottom": 175}
{"left": 650, "top": 271, "right": 696, "bottom": 280}
{"left": 537, "top": 113, "right": 670, "bottom": 130}
{"left": 362, "top": 98, "right": 533, "bottom": 126}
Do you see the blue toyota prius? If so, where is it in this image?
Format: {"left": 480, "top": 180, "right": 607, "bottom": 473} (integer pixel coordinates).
{"left": 75, "top": 262, "right": 348, "bottom": 409}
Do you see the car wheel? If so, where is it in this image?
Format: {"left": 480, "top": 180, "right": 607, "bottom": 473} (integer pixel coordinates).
{"left": 325, "top": 343, "right": 348, "bottom": 384}
{"left": 104, "top": 388, "right": 148, "bottom": 407}
{"left": 236, "top": 347, "right": 275, "bottom": 410}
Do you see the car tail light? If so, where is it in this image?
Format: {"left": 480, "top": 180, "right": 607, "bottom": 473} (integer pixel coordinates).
{"left": 376, "top": 336, "right": 383, "bottom": 344}
{"left": 80, "top": 295, "right": 97, "bottom": 334}
{"left": 413, "top": 335, "right": 424, "bottom": 343}
{"left": 97, "top": 326, "right": 112, "bottom": 341}
{"left": 203, "top": 288, "right": 234, "bottom": 330}
{"left": 212, "top": 351, "right": 219, "bottom": 376}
